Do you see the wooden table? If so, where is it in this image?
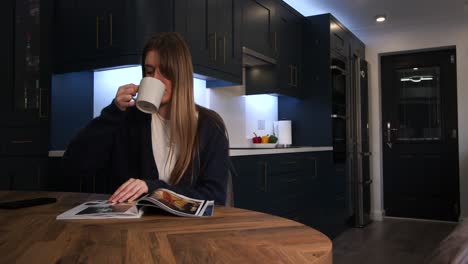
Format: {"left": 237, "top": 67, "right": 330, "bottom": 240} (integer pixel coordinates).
{"left": 0, "top": 191, "right": 332, "bottom": 263}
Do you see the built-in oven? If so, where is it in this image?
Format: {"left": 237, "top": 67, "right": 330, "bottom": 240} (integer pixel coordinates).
{"left": 331, "top": 58, "right": 347, "bottom": 164}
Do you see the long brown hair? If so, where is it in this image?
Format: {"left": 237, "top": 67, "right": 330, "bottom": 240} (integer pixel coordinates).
{"left": 141, "top": 32, "right": 198, "bottom": 185}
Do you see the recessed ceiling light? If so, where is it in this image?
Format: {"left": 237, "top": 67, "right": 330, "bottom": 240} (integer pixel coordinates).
{"left": 376, "top": 15, "right": 386, "bottom": 22}
{"left": 413, "top": 67, "right": 419, "bottom": 71}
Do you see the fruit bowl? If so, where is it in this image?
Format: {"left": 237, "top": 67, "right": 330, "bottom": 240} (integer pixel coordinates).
{"left": 251, "top": 143, "right": 278, "bottom": 149}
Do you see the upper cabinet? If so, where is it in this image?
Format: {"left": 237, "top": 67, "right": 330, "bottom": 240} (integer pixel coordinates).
{"left": 274, "top": 3, "right": 302, "bottom": 96}
{"left": 175, "top": 0, "right": 242, "bottom": 85}
{"left": 238, "top": 0, "right": 275, "bottom": 58}
{"left": 279, "top": 14, "right": 366, "bottom": 146}
{"left": 244, "top": 0, "right": 303, "bottom": 97}
{"left": 54, "top": 0, "right": 174, "bottom": 73}
{"left": 1, "top": 0, "right": 52, "bottom": 126}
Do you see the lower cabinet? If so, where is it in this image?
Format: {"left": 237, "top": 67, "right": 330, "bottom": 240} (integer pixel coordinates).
{"left": 0, "top": 157, "right": 46, "bottom": 190}
{"left": 231, "top": 151, "right": 347, "bottom": 238}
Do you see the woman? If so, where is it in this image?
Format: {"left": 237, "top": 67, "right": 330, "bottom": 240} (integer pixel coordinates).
{"left": 64, "top": 33, "right": 229, "bottom": 205}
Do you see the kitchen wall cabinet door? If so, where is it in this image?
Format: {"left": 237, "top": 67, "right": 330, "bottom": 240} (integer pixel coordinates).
{"left": 54, "top": 0, "right": 174, "bottom": 73}
{"left": 275, "top": 5, "right": 302, "bottom": 97}
{"left": 330, "top": 18, "right": 349, "bottom": 59}
{"left": 231, "top": 155, "right": 269, "bottom": 211}
{"left": 175, "top": 0, "right": 241, "bottom": 85}
{"left": 1, "top": 0, "right": 52, "bottom": 126}
{"left": 243, "top": 0, "right": 303, "bottom": 97}
{"left": 238, "top": 0, "right": 274, "bottom": 58}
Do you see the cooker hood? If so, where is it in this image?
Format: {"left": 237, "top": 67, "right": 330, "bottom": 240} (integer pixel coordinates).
{"left": 242, "top": 47, "right": 276, "bottom": 67}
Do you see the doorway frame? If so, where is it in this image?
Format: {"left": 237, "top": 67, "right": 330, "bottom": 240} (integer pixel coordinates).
{"left": 378, "top": 45, "right": 460, "bottom": 221}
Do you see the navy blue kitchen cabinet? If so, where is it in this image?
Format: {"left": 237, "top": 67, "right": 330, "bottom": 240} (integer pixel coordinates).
{"left": 278, "top": 13, "right": 365, "bottom": 146}
{"left": 1, "top": 0, "right": 53, "bottom": 191}
{"left": 243, "top": 0, "right": 303, "bottom": 97}
{"left": 175, "top": 0, "right": 242, "bottom": 86}
{"left": 274, "top": 3, "right": 303, "bottom": 97}
{"left": 238, "top": 0, "right": 275, "bottom": 58}
{"left": 1, "top": 157, "right": 47, "bottom": 190}
{"left": 54, "top": 0, "right": 174, "bottom": 73}
{"left": 278, "top": 14, "right": 366, "bottom": 236}
{"left": 231, "top": 151, "right": 345, "bottom": 238}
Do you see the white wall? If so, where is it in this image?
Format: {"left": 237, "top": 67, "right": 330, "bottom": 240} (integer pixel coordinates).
{"left": 355, "top": 22, "right": 468, "bottom": 220}
{"left": 93, "top": 67, "right": 278, "bottom": 148}
{"left": 93, "top": 66, "right": 142, "bottom": 117}
{"left": 194, "top": 84, "right": 278, "bottom": 147}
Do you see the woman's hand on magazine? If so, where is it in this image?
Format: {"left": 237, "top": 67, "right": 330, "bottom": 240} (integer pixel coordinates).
{"left": 109, "top": 178, "right": 148, "bottom": 203}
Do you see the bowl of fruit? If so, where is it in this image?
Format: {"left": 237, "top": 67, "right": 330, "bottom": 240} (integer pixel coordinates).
{"left": 251, "top": 132, "right": 278, "bottom": 148}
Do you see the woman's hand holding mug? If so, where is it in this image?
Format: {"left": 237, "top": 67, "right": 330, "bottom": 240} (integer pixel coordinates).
{"left": 114, "top": 78, "right": 165, "bottom": 113}
{"left": 115, "top": 84, "right": 138, "bottom": 111}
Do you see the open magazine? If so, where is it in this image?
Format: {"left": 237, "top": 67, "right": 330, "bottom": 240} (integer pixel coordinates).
{"left": 56, "top": 188, "right": 214, "bottom": 220}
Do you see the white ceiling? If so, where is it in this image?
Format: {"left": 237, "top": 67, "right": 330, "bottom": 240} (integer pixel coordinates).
{"left": 284, "top": 0, "right": 468, "bottom": 37}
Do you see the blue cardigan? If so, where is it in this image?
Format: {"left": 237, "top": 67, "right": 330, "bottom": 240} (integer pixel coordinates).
{"left": 63, "top": 102, "right": 229, "bottom": 205}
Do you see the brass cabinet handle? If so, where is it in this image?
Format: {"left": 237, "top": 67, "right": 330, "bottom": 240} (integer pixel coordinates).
{"left": 38, "top": 85, "right": 42, "bottom": 117}
{"left": 38, "top": 78, "right": 47, "bottom": 118}
{"left": 96, "top": 16, "right": 99, "bottom": 49}
{"left": 288, "top": 65, "right": 293, "bottom": 85}
{"left": 37, "top": 166, "right": 41, "bottom": 187}
{"left": 286, "top": 178, "right": 298, "bottom": 183}
{"left": 214, "top": 32, "right": 217, "bottom": 62}
{"left": 109, "top": 13, "right": 113, "bottom": 47}
{"left": 263, "top": 161, "right": 268, "bottom": 192}
{"left": 223, "top": 35, "right": 226, "bottom": 64}
{"left": 274, "top": 32, "right": 277, "bottom": 51}
{"left": 294, "top": 65, "right": 298, "bottom": 87}
{"left": 306, "top": 157, "right": 318, "bottom": 179}
{"left": 38, "top": 87, "right": 44, "bottom": 118}
{"left": 11, "top": 140, "right": 33, "bottom": 144}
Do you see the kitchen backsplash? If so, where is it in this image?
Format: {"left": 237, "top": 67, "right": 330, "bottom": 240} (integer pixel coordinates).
{"left": 92, "top": 66, "right": 278, "bottom": 148}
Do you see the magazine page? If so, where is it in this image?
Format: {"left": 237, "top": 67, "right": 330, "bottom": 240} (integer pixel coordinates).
{"left": 56, "top": 200, "right": 142, "bottom": 220}
{"left": 137, "top": 189, "right": 215, "bottom": 217}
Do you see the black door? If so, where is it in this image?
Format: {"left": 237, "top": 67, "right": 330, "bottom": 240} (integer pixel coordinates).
{"left": 381, "top": 48, "right": 459, "bottom": 221}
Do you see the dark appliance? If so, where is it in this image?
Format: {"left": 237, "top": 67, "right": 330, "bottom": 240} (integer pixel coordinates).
{"left": 349, "top": 57, "right": 372, "bottom": 227}
{"left": 331, "top": 56, "right": 372, "bottom": 228}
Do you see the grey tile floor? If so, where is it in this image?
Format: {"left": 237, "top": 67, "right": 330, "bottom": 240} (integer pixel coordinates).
{"left": 333, "top": 218, "right": 457, "bottom": 264}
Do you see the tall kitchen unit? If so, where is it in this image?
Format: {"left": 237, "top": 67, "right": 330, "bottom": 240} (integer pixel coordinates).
{"left": 278, "top": 14, "right": 371, "bottom": 236}
{"left": 1, "top": 0, "right": 52, "bottom": 191}
{"left": 349, "top": 56, "right": 371, "bottom": 227}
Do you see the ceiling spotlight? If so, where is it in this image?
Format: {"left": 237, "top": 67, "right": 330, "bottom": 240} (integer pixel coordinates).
{"left": 413, "top": 67, "right": 419, "bottom": 71}
{"left": 376, "top": 15, "right": 386, "bottom": 22}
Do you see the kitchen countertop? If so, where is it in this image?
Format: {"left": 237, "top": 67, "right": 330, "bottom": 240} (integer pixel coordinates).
{"left": 229, "top": 146, "right": 332, "bottom": 156}
{"left": 49, "top": 146, "right": 333, "bottom": 158}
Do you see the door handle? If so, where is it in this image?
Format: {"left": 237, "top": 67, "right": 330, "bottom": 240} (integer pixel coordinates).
{"left": 386, "top": 122, "right": 393, "bottom": 148}
{"left": 386, "top": 122, "right": 397, "bottom": 142}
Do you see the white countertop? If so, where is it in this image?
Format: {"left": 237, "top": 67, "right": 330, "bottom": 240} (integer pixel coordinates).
{"left": 49, "top": 146, "right": 333, "bottom": 158}
{"left": 229, "top": 146, "right": 333, "bottom": 156}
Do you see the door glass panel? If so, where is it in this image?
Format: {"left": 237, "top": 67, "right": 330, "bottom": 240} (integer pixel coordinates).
{"left": 15, "top": 0, "right": 41, "bottom": 112}
{"left": 396, "top": 67, "right": 441, "bottom": 141}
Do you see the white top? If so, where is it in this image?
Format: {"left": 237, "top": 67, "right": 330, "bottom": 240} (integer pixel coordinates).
{"left": 229, "top": 146, "right": 333, "bottom": 156}
{"left": 151, "top": 113, "right": 178, "bottom": 183}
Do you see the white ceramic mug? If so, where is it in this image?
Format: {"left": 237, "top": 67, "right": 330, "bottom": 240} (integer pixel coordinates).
{"left": 135, "top": 77, "right": 166, "bottom": 114}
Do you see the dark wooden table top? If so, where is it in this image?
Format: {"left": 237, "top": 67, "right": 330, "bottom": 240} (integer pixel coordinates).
{"left": 0, "top": 191, "right": 332, "bottom": 263}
